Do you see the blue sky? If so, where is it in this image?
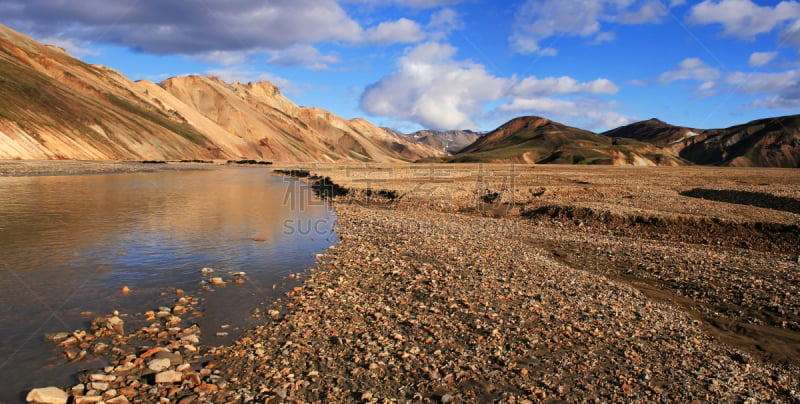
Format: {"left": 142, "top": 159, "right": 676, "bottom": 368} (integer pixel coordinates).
{"left": 1, "top": 0, "right": 799, "bottom": 132}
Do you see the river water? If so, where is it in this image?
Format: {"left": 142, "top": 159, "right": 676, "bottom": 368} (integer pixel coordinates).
{"left": 0, "top": 167, "right": 336, "bottom": 403}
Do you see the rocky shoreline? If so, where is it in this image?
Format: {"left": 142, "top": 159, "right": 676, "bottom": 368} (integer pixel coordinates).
{"left": 22, "top": 164, "right": 800, "bottom": 403}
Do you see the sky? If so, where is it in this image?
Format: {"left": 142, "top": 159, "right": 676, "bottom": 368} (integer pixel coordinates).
{"left": 1, "top": 0, "right": 799, "bottom": 133}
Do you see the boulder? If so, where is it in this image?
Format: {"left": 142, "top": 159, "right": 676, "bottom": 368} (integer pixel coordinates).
{"left": 26, "top": 387, "right": 68, "bottom": 404}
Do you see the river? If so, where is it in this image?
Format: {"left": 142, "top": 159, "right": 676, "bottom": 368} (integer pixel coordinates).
{"left": 0, "top": 167, "right": 336, "bottom": 403}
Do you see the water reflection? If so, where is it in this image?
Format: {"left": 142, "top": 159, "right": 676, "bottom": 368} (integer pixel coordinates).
{"left": 0, "top": 168, "right": 335, "bottom": 402}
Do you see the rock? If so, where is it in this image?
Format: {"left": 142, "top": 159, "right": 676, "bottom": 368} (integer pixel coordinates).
{"left": 74, "top": 396, "right": 103, "bottom": 404}
{"left": 120, "top": 286, "right": 130, "bottom": 295}
{"left": 44, "top": 332, "right": 70, "bottom": 342}
{"left": 155, "top": 370, "right": 184, "bottom": 384}
{"left": 106, "top": 396, "right": 130, "bottom": 404}
{"left": 148, "top": 358, "right": 172, "bottom": 372}
{"left": 106, "top": 316, "right": 124, "bottom": 334}
{"left": 181, "top": 334, "right": 200, "bottom": 344}
{"left": 155, "top": 351, "right": 183, "bottom": 366}
{"left": 26, "top": 387, "right": 68, "bottom": 404}
{"left": 178, "top": 395, "right": 199, "bottom": 404}
{"left": 209, "top": 277, "right": 225, "bottom": 285}
{"left": 201, "top": 267, "right": 214, "bottom": 275}
{"left": 90, "top": 374, "right": 116, "bottom": 382}
{"left": 441, "top": 394, "right": 454, "bottom": 403}
{"left": 194, "top": 384, "right": 219, "bottom": 394}
{"left": 89, "top": 382, "right": 109, "bottom": 391}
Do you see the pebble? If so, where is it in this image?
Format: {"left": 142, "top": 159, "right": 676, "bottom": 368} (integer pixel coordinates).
{"left": 25, "top": 387, "right": 68, "bottom": 404}
{"left": 147, "top": 358, "right": 171, "bottom": 372}
{"left": 155, "top": 370, "right": 183, "bottom": 384}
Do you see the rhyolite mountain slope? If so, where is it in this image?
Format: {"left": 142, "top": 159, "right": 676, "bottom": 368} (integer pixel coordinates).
{"left": 449, "top": 116, "right": 684, "bottom": 166}
{"left": 403, "top": 130, "right": 481, "bottom": 154}
{"left": 604, "top": 116, "right": 800, "bottom": 167}
{"left": 0, "top": 24, "right": 443, "bottom": 162}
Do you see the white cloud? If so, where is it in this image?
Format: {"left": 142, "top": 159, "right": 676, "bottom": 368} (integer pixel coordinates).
{"left": 268, "top": 44, "right": 340, "bottom": 70}
{"left": 697, "top": 81, "right": 716, "bottom": 91}
{"left": 427, "top": 8, "right": 463, "bottom": 40}
{"left": 618, "top": 1, "right": 668, "bottom": 24}
{"left": 366, "top": 18, "right": 426, "bottom": 45}
{"left": 512, "top": 76, "right": 619, "bottom": 97}
{"left": 591, "top": 31, "right": 616, "bottom": 45}
{"left": 193, "top": 50, "right": 251, "bottom": 66}
{"left": 510, "top": 0, "right": 668, "bottom": 55}
{"left": 748, "top": 51, "right": 778, "bottom": 67}
{"left": 780, "top": 19, "right": 800, "bottom": 48}
{"left": 659, "top": 58, "right": 721, "bottom": 82}
{"left": 497, "top": 98, "right": 575, "bottom": 114}
{"left": 2, "top": 0, "right": 365, "bottom": 54}
{"left": 496, "top": 97, "right": 633, "bottom": 130}
{"left": 716, "top": 69, "right": 800, "bottom": 109}
{"left": 726, "top": 69, "right": 799, "bottom": 94}
{"left": 361, "top": 41, "right": 627, "bottom": 130}
{"left": 688, "top": 0, "right": 800, "bottom": 38}
{"left": 360, "top": 42, "right": 511, "bottom": 130}
{"left": 39, "top": 35, "right": 100, "bottom": 57}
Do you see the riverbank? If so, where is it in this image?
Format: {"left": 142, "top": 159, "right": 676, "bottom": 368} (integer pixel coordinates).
{"left": 0, "top": 160, "right": 182, "bottom": 177}
{"left": 24, "top": 164, "right": 800, "bottom": 403}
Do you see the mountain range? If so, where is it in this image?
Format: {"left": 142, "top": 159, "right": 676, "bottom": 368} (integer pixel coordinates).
{"left": 0, "top": 24, "right": 798, "bottom": 167}
{"left": 0, "top": 24, "right": 442, "bottom": 162}
{"left": 445, "top": 115, "right": 800, "bottom": 167}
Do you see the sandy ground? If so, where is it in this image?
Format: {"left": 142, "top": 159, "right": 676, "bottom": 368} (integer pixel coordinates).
{"left": 17, "top": 161, "right": 800, "bottom": 403}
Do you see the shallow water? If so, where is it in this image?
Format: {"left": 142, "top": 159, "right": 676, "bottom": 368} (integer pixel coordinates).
{"left": 0, "top": 168, "right": 336, "bottom": 403}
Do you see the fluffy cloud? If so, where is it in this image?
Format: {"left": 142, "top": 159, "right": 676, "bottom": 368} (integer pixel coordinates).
{"left": 0, "top": 0, "right": 364, "bottom": 54}
{"left": 659, "top": 58, "right": 721, "bottom": 82}
{"left": 39, "top": 35, "right": 100, "bottom": 57}
{"left": 511, "top": 76, "right": 619, "bottom": 97}
{"left": 427, "top": 8, "right": 463, "bottom": 40}
{"left": 748, "top": 51, "right": 778, "bottom": 67}
{"left": 688, "top": 0, "right": 800, "bottom": 38}
{"left": 365, "top": 18, "right": 425, "bottom": 45}
{"left": 193, "top": 50, "right": 252, "bottom": 66}
{"left": 361, "top": 41, "right": 626, "bottom": 130}
{"left": 268, "top": 45, "right": 340, "bottom": 70}
{"left": 496, "top": 97, "right": 632, "bottom": 130}
{"left": 726, "top": 70, "right": 799, "bottom": 94}
{"left": 727, "top": 69, "right": 800, "bottom": 109}
{"left": 360, "top": 42, "right": 511, "bottom": 129}
{"left": 510, "top": 0, "right": 670, "bottom": 54}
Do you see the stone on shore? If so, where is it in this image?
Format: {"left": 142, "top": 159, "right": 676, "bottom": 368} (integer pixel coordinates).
{"left": 147, "top": 358, "right": 171, "bottom": 372}
{"left": 26, "top": 387, "right": 68, "bottom": 404}
{"left": 155, "top": 370, "right": 183, "bottom": 384}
